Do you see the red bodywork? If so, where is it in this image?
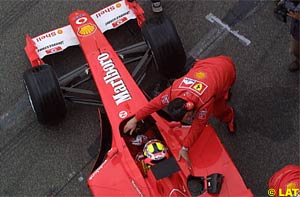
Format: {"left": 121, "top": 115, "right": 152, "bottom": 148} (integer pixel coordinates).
{"left": 24, "top": 1, "right": 253, "bottom": 196}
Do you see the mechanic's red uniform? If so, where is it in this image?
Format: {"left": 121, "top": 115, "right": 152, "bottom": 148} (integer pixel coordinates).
{"left": 135, "top": 56, "right": 236, "bottom": 148}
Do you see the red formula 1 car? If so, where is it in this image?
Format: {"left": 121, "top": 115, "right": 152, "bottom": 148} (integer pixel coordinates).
{"left": 23, "top": 0, "right": 253, "bottom": 196}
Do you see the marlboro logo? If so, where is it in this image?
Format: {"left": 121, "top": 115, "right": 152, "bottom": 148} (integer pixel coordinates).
{"left": 97, "top": 52, "right": 132, "bottom": 105}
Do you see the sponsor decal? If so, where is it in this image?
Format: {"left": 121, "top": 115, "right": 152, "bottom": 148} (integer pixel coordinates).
{"left": 193, "top": 83, "right": 203, "bottom": 91}
{"left": 105, "top": 11, "right": 130, "bottom": 26}
{"left": 37, "top": 41, "right": 64, "bottom": 53}
{"left": 193, "top": 82, "right": 208, "bottom": 95}
{"left": 78, "top": 24, "right": 96, "bottom": 36}
{"left": 57, "top": 29, "right": 63, "bottom": 34}
{"left": 95, "top": 5, "right": 116, "bottom": 18}
{"left": 73, "top": 13, "right": 85, "bottom": 20}
{"left": 179, "top": 77, "right": 208, "bottom": 96}
{"left": 45, "top": 46, "right": 62, "bottom": 54}
{"left": 34, "top": 25, "right": 80, "bottom": 59}
{"left": 76, "top": 17, "right": 88, "bottom": 25}
{"left": 116, "top": 3, "right": 122, "bottom": 8}
{"left": 91, "top": 0, "right": 136, "bottom": 32}
{"left": 98, "top": 52, "right": 132, "bottom": 105}
{"left": 195, "top": 72, "right": 206, "bottom": 79}
{"left": 112, "top": 17, "right": 128, "bottom": 27}
{"left": 161, "top": 95, "right": 169, "bottom": 105}
{"left": 119, "top": 111, "right": 128, "bottom": 119}
{"left": 179, "top": 78, "right": 196, "bottom": 89}
{"left": 35, "top": 31, "right": 56, "bottom": 43}
{"left": 89, "top": 159, "right": 108, "bottom": 180}
{"left": 35, "top": 29, "right": 64, "bottom": 43}
{"left": 198, "top": 108, "right": 208, "bottom": 120}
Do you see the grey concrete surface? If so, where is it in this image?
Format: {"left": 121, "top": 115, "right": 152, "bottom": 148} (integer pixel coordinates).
{"left": 0, "top": 0, "right": 299, "bottom": 196}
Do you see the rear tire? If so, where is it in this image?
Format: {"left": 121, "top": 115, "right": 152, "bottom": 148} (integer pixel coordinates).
{"left": 23, "top": 64, "right": 66, "bottom": 124}
{"left": 141, "top": 15, "right": 186, "bottom": 79}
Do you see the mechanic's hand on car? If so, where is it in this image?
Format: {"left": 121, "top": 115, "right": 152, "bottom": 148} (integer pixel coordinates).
{"left": 178, "top": 147, "right": 192, "bottom": 170}
{"left": 124, "top": 117, "right": 138, "bottom": 135}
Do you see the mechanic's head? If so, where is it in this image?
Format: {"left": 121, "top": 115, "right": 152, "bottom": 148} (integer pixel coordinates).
{"left": 167, "top": 98, "right": 194, "bottom": 121}
{"left": 143, "top": 139, "right": 168, "bottom": 165}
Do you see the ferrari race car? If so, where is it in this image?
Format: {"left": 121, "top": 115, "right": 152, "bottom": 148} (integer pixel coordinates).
{"left": 23, "top": 0, "right": 253, "bottom": 196}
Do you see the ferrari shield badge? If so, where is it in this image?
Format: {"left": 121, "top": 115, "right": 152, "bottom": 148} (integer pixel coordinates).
{"left": 179, "top": 77, "right": 208, "bottom": 96}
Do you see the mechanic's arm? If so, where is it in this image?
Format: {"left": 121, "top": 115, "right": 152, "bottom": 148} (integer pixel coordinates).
{"left": 178, "top": 106, "right": 212, "bottom": 167}
{"left": 182, "top": 115, "right": 208, "bottom": 149}
{"left": 177, "top": 114, "right": 208, "bottom": 169}
{"left": 123, "top": 87, "right": 171, "bottom": 135}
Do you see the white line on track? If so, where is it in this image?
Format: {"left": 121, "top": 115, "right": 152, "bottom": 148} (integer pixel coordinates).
{"left": 206, "top": 13, "right": 251, "bottom": 46}
{"left": 188, "top": 12, "right": 251, "bottom": 60}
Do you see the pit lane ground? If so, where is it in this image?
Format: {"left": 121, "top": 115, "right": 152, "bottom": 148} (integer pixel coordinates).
{"left": 0, "top": 0, "right": 299, "bottom": 196}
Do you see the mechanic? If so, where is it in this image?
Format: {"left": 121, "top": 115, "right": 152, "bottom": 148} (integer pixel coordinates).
{"left": 287, "top": 0, "right": 300, "bottom": 72}
{"left": 124, "top": 55, "right": 236, "bottom": 168}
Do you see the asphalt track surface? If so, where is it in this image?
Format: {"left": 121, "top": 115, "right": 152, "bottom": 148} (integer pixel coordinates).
{"left": 0, "top": 0, "right": 299, "bottom": 196}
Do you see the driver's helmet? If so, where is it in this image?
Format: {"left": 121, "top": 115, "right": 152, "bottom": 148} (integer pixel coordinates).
{"left": 143, "top": 139, "right": 168, "bottom": 166}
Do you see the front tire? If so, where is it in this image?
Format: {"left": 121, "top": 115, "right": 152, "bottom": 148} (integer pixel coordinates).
{"left": 141, "top": 15, "right": 186, "bottom": 79}
{"left": 23, "top": 64, "right": 66, "bottom": 124}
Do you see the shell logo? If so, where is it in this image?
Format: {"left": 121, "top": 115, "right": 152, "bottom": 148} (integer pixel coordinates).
{"left": 78, "top": 24, "right": 96, "bottom": 36}
{"left": 116, "top": 3, "right": 121, "bottom": 8}
{"left": 195, "top": 71, "right": 206, "bottom": 79}
{"left": 57, "top": 29, "right": 63, "bottom": 34}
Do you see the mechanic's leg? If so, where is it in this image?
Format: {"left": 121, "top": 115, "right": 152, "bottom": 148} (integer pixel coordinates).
{"left": 213, "top": 96, "right": 235, "bottom": 132}
{"left": 151, "top": 0, "right": 163, "bottom": 13}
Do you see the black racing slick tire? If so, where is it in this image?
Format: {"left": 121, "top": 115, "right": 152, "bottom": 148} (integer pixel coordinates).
{"left": 141, "top": 15, "right": 186, "bottom": 79}
{"left": 23, "top": 64, "right": 66, "bottom": 125}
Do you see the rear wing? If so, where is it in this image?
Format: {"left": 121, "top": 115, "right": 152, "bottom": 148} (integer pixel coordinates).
{"left": 24, "top": 0, "right": 144, "bottom": 66}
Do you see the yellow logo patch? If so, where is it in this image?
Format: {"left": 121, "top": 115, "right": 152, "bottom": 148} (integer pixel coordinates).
{"left": 78, "top": 24, "right": 96, "bottom": 36}
{"left": 57, "top": 29, "right": 63, "bottom": 34}
{"left": 195, "top": 72, "right": 206, "bottom": 79}
{"left": 116, "top": 3, "right": 122, "bottom": 8}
